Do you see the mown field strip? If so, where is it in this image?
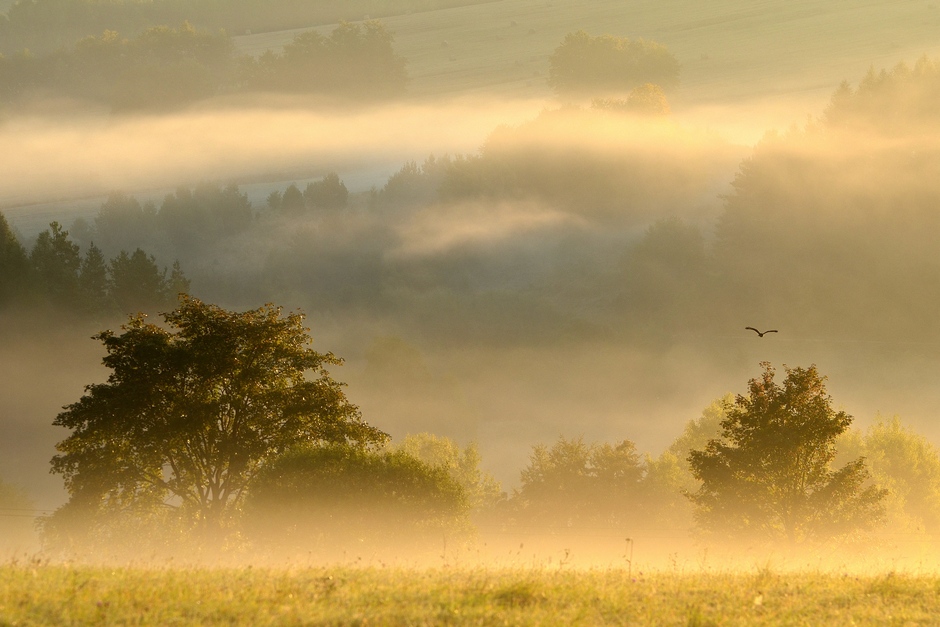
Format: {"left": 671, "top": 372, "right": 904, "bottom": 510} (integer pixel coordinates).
{"left": 3, "top": 565, "right": 940, "bottom": 625}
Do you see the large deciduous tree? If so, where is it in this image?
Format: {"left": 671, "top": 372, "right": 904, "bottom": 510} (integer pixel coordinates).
{"left": 688, "top": 363, "right": 886, "bottom": 544}
{"left": 46, "top": 296, "right": 387, "bottom": 550}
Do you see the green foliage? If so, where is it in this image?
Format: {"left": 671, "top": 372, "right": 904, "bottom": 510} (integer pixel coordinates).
{"left": 108, "top": 248, "right": 172, "bottom": 315}
{"left": 373, "top": 156, "right": 454, "bottom": 208}
{"left": 243, "top": 444, "right": 467, "bottom": 554}
{"left": 510, "top": 436, "right": 644, "bottom": 530}
{"left": 45, "top": 296, "right": 387, "bottom": 553}
{"left": 237, "top": 21, "right": 407, "bottom": 99}
{"left": 592, "top": 83, "right": 671, "bottom": 115}
{"left": 304, "top": 172, "right": 349, "bottom": 210}
{"left": 15, "top": 220, "right": 189, "bottom": 319}
{"left": 641, "top": 396, "right": 732, "bottom": 528}
{"left": 393, "top": 433, "right": 502, "bottom": 512}
{"left": 837, "top": 417, "right": 940, "bottom": 538}
{"left": 688, "top": 363, "right": 887, "bottom": 544}
{"left": 825, "top": 56, "right": 940, "bottom": 131}
{"left": 431, "top": 107, "right": 727, "bottom": 224}
{"left": 713, "top": 57, "right": 940, "bottom": 343}
{"left": 0, "top": 19, "right": 407, "bottom": 110}
{"left": 0, "top": 0, "right": 485, "bottom": 57}
{"left": 82, "top": 183, "right": 252, "bottom": 265}
{"left": 0, "top": 23, "right": 234, "bottom": 111}
{"left": 548, "top": 30, "right": 679, "bottom": 97}
{"left": 76, "top": 242, "right": 110, "bottom": 318}
{"left": 29, "top": 221, "right": 81, "bottom": 308}
{"left": 267, "top": 183, "right": 305, "bottom": 216}
{"left": 0, "top": 211, "right": 29, "bottom": 308}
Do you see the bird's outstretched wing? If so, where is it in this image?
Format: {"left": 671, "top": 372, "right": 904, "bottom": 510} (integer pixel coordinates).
{"left": 745, "top": 327, "right": 778, "bottom": 337}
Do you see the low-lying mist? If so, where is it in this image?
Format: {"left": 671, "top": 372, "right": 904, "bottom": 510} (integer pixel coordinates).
{"left": 0, "top": 96, "right": 548, "bottom": 208}
{"left": 7, "top": 58, "right": 940, "bottom": 570}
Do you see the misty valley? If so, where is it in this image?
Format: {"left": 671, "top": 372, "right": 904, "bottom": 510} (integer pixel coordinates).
{"left": 3, "top": 0, "right": 940, "bottom": 624}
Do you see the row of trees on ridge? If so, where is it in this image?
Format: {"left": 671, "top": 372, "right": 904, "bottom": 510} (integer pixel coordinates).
{"left": 0, "top": 21, "right": 407, "bottom": 111}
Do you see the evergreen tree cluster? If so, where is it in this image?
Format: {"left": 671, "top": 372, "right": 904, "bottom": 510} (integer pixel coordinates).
{"left": 0, "top": 214, "right": 189, "bottom": 318}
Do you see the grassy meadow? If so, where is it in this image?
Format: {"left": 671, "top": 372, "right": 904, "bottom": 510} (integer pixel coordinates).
{"left": 3, "top": 563, "right": 940, "bottom": 625}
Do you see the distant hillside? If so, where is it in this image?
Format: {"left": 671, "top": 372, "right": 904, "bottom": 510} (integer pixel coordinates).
{"left": 0, "top": 0, "right": 496, "bottom": 55}
{"left": 234, "top": 0, "right": 940, "bottom": 109}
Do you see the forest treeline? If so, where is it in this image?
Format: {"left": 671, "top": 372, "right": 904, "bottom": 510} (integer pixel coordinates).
{"left": 0, "top": 21, "right": 407, "bottom": 111}
{"left": 0, "top": 214, "right": 188, "bottom": 319}
{"left": 5, "top": 58, "right": 940, "bottom": 346}
{"left": 0, "top": 0, "right": 491, "bottom": 56}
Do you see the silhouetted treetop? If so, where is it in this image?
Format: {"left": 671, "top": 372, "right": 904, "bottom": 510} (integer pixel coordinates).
{"left": 688, "top": 363, "right": 886, "bottom": 544}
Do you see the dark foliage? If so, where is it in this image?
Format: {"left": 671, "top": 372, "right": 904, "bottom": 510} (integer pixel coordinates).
{"left": 243, "top": 444, "right": 467, "bottom": 553}
{"left": 0, "top": 23, "right": 234, "bottom": 111}
{"left": 0, "top": 215, "right": 189, "bottom": 320}
{"left": 237, "top": 21, "right": 407, "bottom": 100}
{"left": 0, "top": 0, "right": 488, "bottom": 57}
{"left": 0, "top": 20, "right": 407, "bottom": 111}
{"left": 44, "top": 296, "right": 387, "bottom": 552}
{"left": 508, "top": 436, "right": 645, "bottom": 531}
{"left": 548, "top": 30, "right": 679, "bottom": 97}
{"left": 688, "top": 363, "right": 887, "bottom": 544}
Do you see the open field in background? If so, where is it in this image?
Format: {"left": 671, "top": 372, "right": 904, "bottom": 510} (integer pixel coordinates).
{"left": 4, "top": 563, "right": 940, "bottom": 625}
{"left": 234, "top": 0, "right": 940, "bottom": 124}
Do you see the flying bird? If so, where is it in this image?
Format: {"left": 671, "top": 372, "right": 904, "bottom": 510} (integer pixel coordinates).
{"left": 746, "top": 327, "right": 778, "bottom": 337}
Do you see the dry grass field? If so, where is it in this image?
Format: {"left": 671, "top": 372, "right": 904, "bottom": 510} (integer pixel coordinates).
{"left": 4, "top": 563, "right": 940, "bottom": 625}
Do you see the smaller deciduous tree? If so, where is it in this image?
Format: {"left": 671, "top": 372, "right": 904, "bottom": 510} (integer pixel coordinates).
{"left": 511, "top": 436, "right": 644, "bottom": 530}
{"left": 243, "top": 444, "right": 467, "bottom": 555}
{"left": 688, "top": 362, "right": 887, "bottom": 544}
{"left": 393, "top": 433, "right": 502, "bottom": 512}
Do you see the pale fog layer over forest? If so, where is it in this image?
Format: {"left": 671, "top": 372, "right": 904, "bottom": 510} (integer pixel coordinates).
{"left": 3, "top": 0, "right": 940, "bottom": 561}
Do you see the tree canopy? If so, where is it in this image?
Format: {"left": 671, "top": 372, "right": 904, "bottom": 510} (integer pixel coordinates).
{"left": 548, "top": 31, "right": 679, "bottom": 97}
{"left": 237, "top": 21, "right": 407, "bottom": 99}
{"left": 46, "top": 296, "right": 387, "bottom": 550}
{"left": 243, "top": 444, "right": 467, "bottom": 555}
{"left": 688, "top": 363, "right": 887, "bottom": 544}
{"left": 510, "top": 436, "right": 645, "bottom": 531}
